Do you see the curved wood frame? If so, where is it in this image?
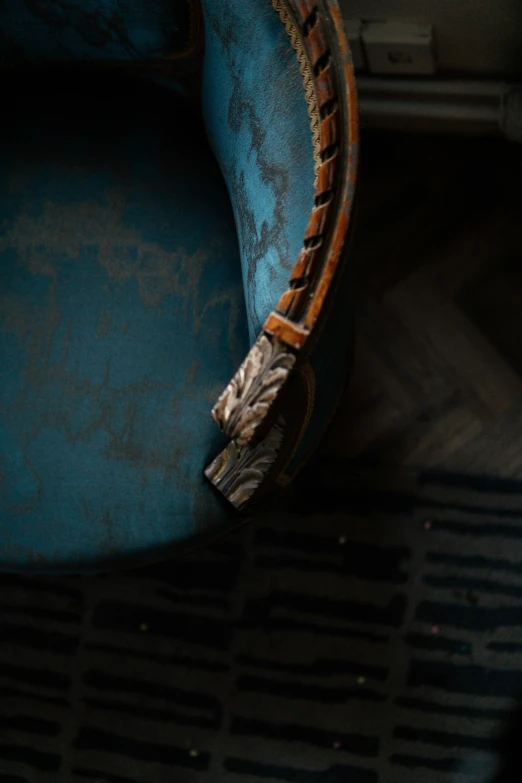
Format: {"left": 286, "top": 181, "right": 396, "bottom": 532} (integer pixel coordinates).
{"left": 206, "top": 0, "right": 358, "bottom": 508}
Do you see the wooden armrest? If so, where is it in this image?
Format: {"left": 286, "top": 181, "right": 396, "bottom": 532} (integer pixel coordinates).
{"left": 206, "top": 0, "right": 358, "bottom": 508}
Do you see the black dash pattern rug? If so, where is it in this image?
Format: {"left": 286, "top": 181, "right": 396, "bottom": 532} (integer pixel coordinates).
{"left": 1, "top": 471, "right": 522, "bottom": 783}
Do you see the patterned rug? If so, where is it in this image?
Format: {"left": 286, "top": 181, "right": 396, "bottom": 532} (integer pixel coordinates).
{"left": 1, "top": 467, "right": 522, "bottom": 783}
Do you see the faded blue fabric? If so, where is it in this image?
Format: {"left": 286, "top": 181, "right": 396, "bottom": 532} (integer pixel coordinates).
{"left": 0, "top": 73, "right": 249, "bottom": 571}
{"left": 0, "top": 0, "right": 190, "bottom": 62}
{"left": 201, "top": 0, "right": 315, "bottom": 343}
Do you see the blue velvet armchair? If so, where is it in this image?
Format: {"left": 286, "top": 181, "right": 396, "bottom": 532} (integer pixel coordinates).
{"left": 0, "top": 0, "right": 358, "bottom": 570}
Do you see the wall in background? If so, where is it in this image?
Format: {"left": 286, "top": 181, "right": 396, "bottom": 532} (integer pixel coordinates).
{"left": 341, "top": 0, "right": 522, "bottom": 76}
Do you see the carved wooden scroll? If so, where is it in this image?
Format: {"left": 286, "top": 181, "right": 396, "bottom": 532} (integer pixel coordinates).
{"left": 211, "top": 336, "right": 295, "bottom": 447}
{"left": 205, "top": 419, "right": 285, "bottom": 510}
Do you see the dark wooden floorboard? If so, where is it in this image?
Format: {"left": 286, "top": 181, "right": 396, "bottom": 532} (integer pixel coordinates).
{"left": 325, "top": 131, "right": 522, "bottom": 476}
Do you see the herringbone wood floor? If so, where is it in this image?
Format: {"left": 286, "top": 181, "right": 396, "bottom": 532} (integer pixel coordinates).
{"left": 325, "top": 131, "right": 522, "bottom": 476}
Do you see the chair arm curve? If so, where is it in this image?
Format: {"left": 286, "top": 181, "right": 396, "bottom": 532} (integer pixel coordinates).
{"left": 206, "top": 0, "right": 358, "bottom": 508}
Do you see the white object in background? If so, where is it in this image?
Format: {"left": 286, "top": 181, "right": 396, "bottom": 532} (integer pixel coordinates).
{"left": 362, "top": 22, "right": 437, "bottom": 75}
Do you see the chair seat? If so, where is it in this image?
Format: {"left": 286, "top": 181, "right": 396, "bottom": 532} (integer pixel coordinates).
{"left": 0, "top": 72, "right": 249, "bottom": 571}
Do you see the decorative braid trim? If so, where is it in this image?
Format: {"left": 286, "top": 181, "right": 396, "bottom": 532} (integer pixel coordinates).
{"left": 272, "top": 0, "right": 321, "bottom": 183}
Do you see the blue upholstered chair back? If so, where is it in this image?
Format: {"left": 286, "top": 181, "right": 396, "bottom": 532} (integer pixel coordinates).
{"left": 0, "top": 0, "right": 193, "bottom": 62}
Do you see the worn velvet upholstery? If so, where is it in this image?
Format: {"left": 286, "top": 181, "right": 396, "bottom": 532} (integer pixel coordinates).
{"left": 0, "top": 73, "right": 249, "bottom": 570}
{"left": 0, "top": 0, "right": 191, "bottom": 62}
